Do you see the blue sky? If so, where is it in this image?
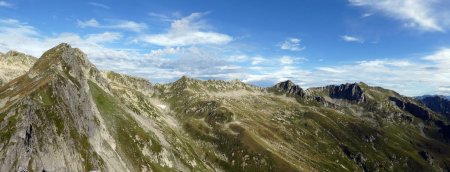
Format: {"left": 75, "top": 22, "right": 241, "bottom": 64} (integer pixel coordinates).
{"left": 1, "top": 0, "right": 450, "bottom": 96}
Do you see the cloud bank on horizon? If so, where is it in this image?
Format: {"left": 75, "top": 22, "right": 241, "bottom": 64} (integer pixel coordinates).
{"left": 0, "top": 0, "right": 449, "bottom": 96}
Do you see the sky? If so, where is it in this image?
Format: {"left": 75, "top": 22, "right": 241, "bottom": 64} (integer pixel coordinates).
{"left": 0, "top": 0, "right": 450, "bottom": 96}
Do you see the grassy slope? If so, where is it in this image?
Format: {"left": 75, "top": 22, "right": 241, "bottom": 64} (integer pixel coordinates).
{"left": 155, "top": 79, "right": 450, "bottom": 171}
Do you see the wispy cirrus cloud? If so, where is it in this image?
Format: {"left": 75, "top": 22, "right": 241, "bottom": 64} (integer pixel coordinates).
{"left": 0, "top": 1, "right": 12, "bottom": 8}
{"left": 348, "top": 0, "right": 447, "bottom": 32}
{"left": 88, "top": 2, "right": 110, "bottom": 9}
{"left": 341, "top": 35, "right": 364, "bottom": 43}
{"left": 77, "top": 19, "right": 147, "bottom": 32}
{"left": 279, "top": 56, "right": 307, "bottom": 65}
{"left": 279, "top": 38, "right": 305, "bottom": 51}
{"left": 141, "top": 12, "right": 233, "bottom": 46}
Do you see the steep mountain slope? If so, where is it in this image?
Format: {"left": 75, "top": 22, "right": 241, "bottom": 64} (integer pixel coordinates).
{"left": 0, "top": 51, "right": 37, "bottom": 86}
{"left": 1, "top": 44, "right": 449, "bottom": 171}
{"left": 417, "top": 95, "right": 450, "bottom": 118}
{"left": 0, "top": 44, "right": 214, "bottom": 171}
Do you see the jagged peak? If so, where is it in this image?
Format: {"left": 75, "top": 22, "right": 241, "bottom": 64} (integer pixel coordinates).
{"left": 17, "top": 43, "right": 111, "bottom": 91}
{"left": 40, "top": 43, "right": 84, "bottom": 61}
{"left": 179, "top": 75, "right": 193, "bottom": 81}
{"left": 274, "top": 80, "right": 296, "bottom": 88}
{"left": 30, "top": 43, "right": 94, "bottom": 73}
{"left": 172, "top": 75, "right": 198, "bottom": 86}
{"left": 272, "top": 80, "right": 306, "bottom": 97}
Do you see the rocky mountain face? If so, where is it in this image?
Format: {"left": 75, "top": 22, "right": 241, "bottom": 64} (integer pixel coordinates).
{"left": 271, "top": 80, "right": 306, "bottom": 97}
{"left": 0, "top": 51, "right": 37, "bottom": 86}
{"left": 417, "top": 95, "right": 450, "bottom": 119}
{"left": 306, "top": 83, "right": 367, "bottom": 103}
{"left": 1, "top": 44, "right": 450, "bottom": 172}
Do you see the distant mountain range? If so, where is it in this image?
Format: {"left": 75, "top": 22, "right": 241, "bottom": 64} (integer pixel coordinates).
{"left": 0, "top": 44, "right": 449, "bottom": 171}
{"left": 416, "top": 95, "right": 450, "bottom": 119}
{"left": 417, "top": 95, "right": 450, "bottom": 101}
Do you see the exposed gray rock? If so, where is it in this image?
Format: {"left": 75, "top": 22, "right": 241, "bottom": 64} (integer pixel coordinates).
{"left": 417, "top": 95, "right": 450, "bottom": 118}
{"left": 419, "top": 150, "right": 433, "bottom": 165}
{"left": 327, "top": 83, "right": 366, "bottom": 102}
{"left": 390, "top": 96, "right": 431, "bottom": 120}
{"left": 271, "top": 80, "right": 306, "bottom": 97}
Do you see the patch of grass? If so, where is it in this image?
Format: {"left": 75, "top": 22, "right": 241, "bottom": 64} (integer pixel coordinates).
{"left": 0, "top": 114, "right": 18, "bottom": 146}
{"left": 38, "top": 86, "right": 54, "bottom": 105}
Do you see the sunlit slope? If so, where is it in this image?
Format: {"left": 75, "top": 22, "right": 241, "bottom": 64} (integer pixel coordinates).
{"left": 0, "top": 44, "right": 449, "bottom": 171}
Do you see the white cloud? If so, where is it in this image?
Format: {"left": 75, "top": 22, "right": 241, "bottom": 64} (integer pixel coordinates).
{"left": 280, "top": 56, "right": 294, "bottom": 65}
{"left": 141, "top": 13, "right": 233, "bottom": 46}
{"left": 349, "top": 0, "right": 445, "bottom": 31}
{"left": 0, "top": 18, "right": 241, "bottom": 83}
{"left": 148, "top": 12, "right": 175, "bottom": 22}
{"left": 149, "top": 47, "right": 182, "bottom": 56}
{"left": 238, "top": 48, "right": 449, "bottom": 96}
{"left": 423, "top": 48, "right": 450, "bottom": 65}
{"left": 341, "top": 35, "right": 364, "bottom": 43}
{"left": 280, "top": 38, "right": 305, "bottom": 51}
{"left": 361, "top": 13, "right": 373, "bottom": 18}
{"left": 0, "top": 1, "right": 12, "bottom": 8}
{"left": 1, "top": 18, "right": 449, "bottom": 96}
{"left": 251, "top": 56, "right": 267, "bottom": 65}
{"left": 227, "top": 55, "right": 248, "bottom": 63}
{"left": 308, "top": 50, "right": 450, "bottom": 96}
{"left": 243, "top": 66, "right": 311, "bottom": 86}
{"left": 85, "top": 32, "right": 122, "bottom": 43}
{"left": 317, "top": 67, "right": 346, "bottom": 74}
{"left": 279, "top": 55, "right": 307, "bottom": 65}
{"left": 438, "top": 86, "right": 450, "bottom": 95}
{"left": 77, "top": 19, "right": 99, "bottom": 28}
{"left": 77, "top": 19, "right": 147, "bottom": 32}
{"left": 88, "top": 2, "right": 110, "bottom": 9}
{"left": 0, "top": 19, "right": 129, "bottom": 58}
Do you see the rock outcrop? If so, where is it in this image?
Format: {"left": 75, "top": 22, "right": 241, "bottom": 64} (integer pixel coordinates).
{"left": 271, "top": 80, "right": 306, "bottom": 97}
{"left": 417, "top": 95, "right": 450, "bottom": 118}
{"left": 390, "top": 96, "right": 431, "bottom": 120}
{"left": 327, "top": 83, "right": 366, "bottom": 102}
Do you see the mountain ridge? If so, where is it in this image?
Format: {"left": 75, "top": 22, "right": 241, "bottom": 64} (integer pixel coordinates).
{"left": 0, "top": 50, "right": 37, "bottom": 86}
{"left": 0, "top": 44, "right": 449, "bottom": 171}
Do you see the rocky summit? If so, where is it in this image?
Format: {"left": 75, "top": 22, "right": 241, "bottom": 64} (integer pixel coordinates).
{"left": 0, "top": 44, "right": 450, "bottom": 171}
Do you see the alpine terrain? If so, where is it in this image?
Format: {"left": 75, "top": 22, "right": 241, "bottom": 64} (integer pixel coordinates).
{"left": 0, "top": 43, "right": 449, "bottom": 171}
